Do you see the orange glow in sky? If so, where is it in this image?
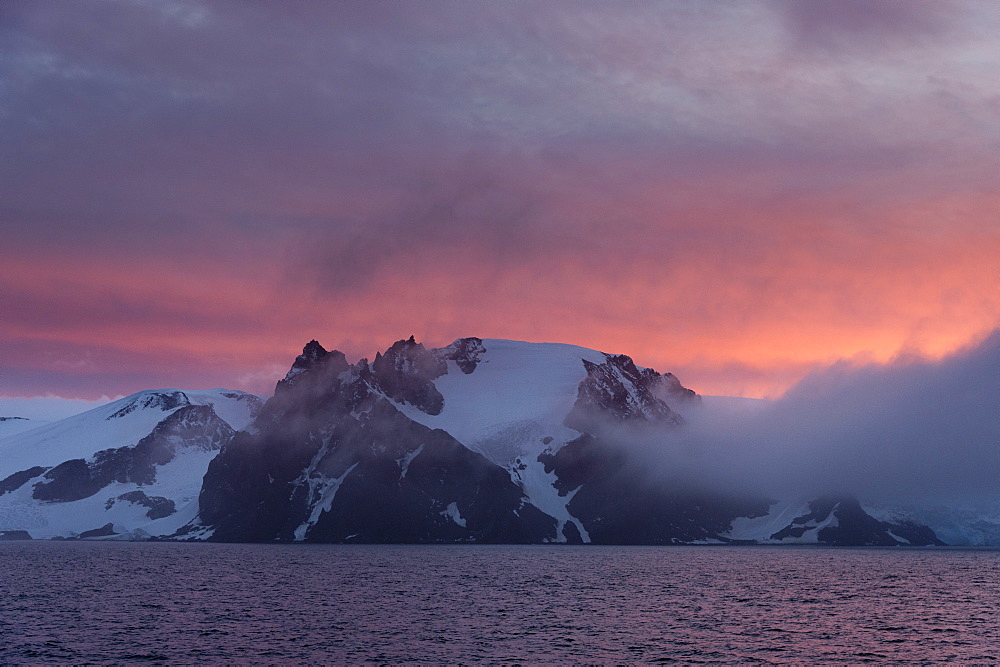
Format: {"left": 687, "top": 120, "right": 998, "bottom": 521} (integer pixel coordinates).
{"left": 2, "top": 2, "right": 998, "bottom": 400}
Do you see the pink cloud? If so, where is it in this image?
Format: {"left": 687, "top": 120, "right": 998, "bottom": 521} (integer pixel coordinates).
{"left": 1, "top": 2, "right": 997, "bottom": 399}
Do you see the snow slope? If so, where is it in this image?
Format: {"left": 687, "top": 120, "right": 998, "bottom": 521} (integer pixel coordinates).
{"left": 0, "top": 389, "right": 261, "bottom": 539}
{"left": 396, "top": 339, "right": 607, "bottom": 452}
{"left": 0, "top": 417, "right": 46, "bottom": 439}
{"left": 725, "top": 500, "right": 813, "bottom": 543}
{"left": 0, "top": 447, "right": 219, "bottom": 540}
{"left": 393, "top": 339, "right": 661, "bottom": 543}
{"left": 0, "top": 389, "right": 258, "bottom": 479}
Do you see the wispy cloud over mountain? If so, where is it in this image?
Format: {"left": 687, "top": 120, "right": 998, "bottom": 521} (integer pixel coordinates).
{"left": 655, "top": 329, "right": 1000, "bottom": 503}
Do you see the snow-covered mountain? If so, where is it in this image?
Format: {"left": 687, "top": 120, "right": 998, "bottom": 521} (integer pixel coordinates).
{"left": 4, "top": 337, "right": 979, "bottom": 545}
{"left": 0, "top": 389, "right": 262, "bottom": 540}
{"left": 186, "top": 337, "right": 942, "bottom": 545}
{"left": 0, "top": 416, "right": 45, "bottom": 439}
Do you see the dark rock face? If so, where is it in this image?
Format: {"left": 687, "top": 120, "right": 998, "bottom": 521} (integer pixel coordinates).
{"left": 566, "top": 354, "right": 685, "bottom": 433}
{"left": 278, "top": 340, "right": 336, "bottom": 389}
{"left": 0, "top": 416, "right": 29, "bottom": 422}
{"left": 275, "top": 341, "right": 351, "bottom": 400}
{"left": 371, "top": 336, "right": 448, "bottom": 415}
{"left": 0, "top": 530, "right": 32, "bottom": 540}
{"left": 0, "top": 466, "right": 49, "bottom": 496}
{"left": 32, "top": 405, "right": 234, "bottom": 503}
{"left": 32, "top": 459, "right": 100, "bottom": 503}
{"left": 301, "top": 402, "right": 552, "bottom": 543}
{"left": 106, "top": 391, "right": 189, "bottom": 420}
{"left": 883, "top": 520, "right": 944, "bottom": 546}
{"left": 769, "top": 497, "right": 944, "bottom": 546}
{"left": 435, "top": 337, "right": 486, "bottom": 374}
{"left": 106, "top": 491, "right": 176, "bottom": 520}
{"left": 76, "top": 523, "right": 117, "bottom": 539}
{"left": 540, "top": 434, "right": 772, "bottom": 544}
{"left": 197, "top": 338, "right": 555, "bottom": 543}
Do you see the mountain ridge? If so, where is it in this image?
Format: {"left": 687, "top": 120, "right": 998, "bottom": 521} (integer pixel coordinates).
{"left": 0, "top": 337, "right": 989, "bottom": 546}
{"left": 184, "top": 336, "right": 949, "bottom": 546}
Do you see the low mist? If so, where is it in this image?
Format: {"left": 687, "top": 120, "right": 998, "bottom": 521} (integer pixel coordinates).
{"left": 628, "top": 329, "right": 999, "bottom": 505}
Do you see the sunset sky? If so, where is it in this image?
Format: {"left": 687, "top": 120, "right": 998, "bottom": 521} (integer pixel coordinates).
{"left": 2, "top": 1, "right": 998, "bottom": 402}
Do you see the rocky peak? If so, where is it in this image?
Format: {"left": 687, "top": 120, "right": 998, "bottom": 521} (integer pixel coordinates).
{"left": 276, "top": 341, "right": 350, "bottom": 396}
{"left": 195, "top": 338, "right": 557, "bottom": 544}
{"left": 374, "top": 336, "right": 446, "bottom": 375}
{"left": 435, "top": 337, "right": 486, "bottom": 374}
{"left": 566, "top": 353, "right": 685, "bottom": 433}
{"left": 370, "top": 336, "right": 448, "bottom": 415}
{"left": 283, "top": 340, "right": 328, "bottom": 380}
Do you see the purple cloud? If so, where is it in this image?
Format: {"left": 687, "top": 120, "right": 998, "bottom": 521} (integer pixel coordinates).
{"left": 1, "top": 1, "right": 997, "bottom": 398}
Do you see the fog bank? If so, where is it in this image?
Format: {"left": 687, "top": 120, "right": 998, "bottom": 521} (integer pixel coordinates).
{"left": 643, "top": 329, "right": 999, "bottom": 504}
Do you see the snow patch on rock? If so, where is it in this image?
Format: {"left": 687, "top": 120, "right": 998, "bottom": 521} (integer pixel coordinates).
{"left": 440, "top": 501, "right": 467, "bottom": 528}
{"left": 294, "top": 462, "right": 359, "bottom": 541}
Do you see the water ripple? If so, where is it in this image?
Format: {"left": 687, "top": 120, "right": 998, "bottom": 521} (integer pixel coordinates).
{"left": 1, "top": 543, "right": 999, "bottom": 662}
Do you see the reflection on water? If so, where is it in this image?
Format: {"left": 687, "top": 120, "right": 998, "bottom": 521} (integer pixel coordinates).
{"left": 1, "top": 542, "right": 998, "bottom": 663}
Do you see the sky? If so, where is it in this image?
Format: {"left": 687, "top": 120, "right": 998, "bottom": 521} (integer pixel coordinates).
{"left": 2, "top": 0, "right": 998, "bottom": 404}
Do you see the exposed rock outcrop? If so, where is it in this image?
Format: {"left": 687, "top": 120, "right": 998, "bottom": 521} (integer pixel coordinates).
{"left": 566, "top": 353, "right": 685, "bottom": 433}
{"left": 32, "top": 405, "right": 233, "bottom": 503}
{"left": 436, "top": 337, "right": 486, "bottom": 374}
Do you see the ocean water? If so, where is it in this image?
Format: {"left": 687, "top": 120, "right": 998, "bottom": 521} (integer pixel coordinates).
{"left": 1, "top": 542, "right": 998, "bottom": 663}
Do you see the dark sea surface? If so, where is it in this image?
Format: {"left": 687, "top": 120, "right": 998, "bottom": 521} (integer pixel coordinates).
{"left": 1, "top": 542, "right": 998, "bottom": 663}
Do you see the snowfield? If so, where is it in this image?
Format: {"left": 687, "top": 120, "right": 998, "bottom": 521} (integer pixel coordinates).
{"left": 393, "top": 339, "right": 646, "bottom": 543}
{"left": 0, "top": 417, "right": 45, "bottom": 440}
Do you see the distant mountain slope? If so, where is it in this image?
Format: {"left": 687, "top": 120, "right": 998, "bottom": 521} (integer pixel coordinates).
{"left": 0, "top": 417, "right": 45, "bottom": 439}
{"left": 0, "top": 390, "right": 262, "bottom": 539}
